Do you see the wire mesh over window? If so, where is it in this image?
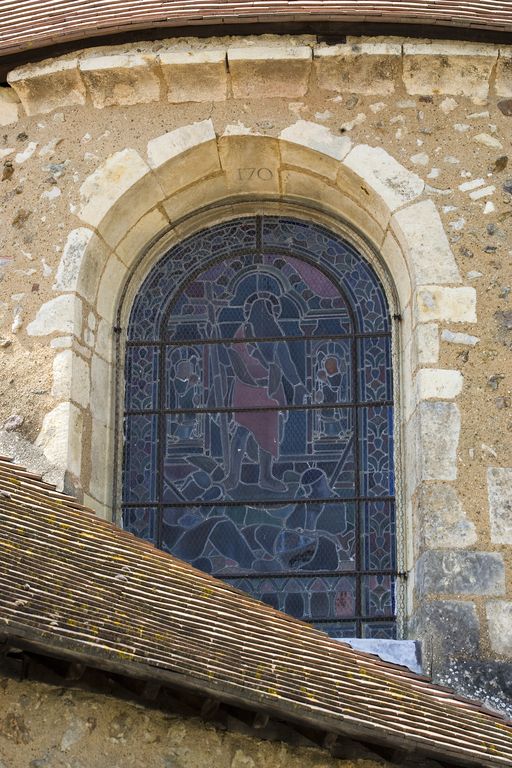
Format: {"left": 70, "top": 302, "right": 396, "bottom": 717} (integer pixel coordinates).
{"left": 122, "top": 216, "right": 397, "bottom": 639}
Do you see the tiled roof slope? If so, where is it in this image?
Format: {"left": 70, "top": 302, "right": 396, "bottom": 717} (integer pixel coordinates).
{"left": 0, "top": 1, "right": 511, "bottom": 56}
{"left": 0, "top": 455, "right": 511, "bottom": 767}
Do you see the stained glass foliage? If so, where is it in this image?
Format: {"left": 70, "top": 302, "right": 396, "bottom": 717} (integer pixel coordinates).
{"left": 123, "top": 216, "right": 397, "bottom": 639}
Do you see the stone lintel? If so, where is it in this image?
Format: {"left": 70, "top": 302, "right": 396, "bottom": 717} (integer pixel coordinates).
{"left": 228, "top": 46, "right": 312, "bottom": 99}
{"left": 0, "top": 87, "right": 20, "bottom": 125}
{"left": 314, "top": 42, "right": 401, "bottom": 95}
{"left": 403, "top": 43, "right": 498, "bottom": 99}
{"left": 8, "top": 58, "right": 87, "bottom": 115}
{"left": 159, "top": 50, "right": 227, "bottom": 103}
{"left": 79, "top": 54, "right": 160, "bottom": 108}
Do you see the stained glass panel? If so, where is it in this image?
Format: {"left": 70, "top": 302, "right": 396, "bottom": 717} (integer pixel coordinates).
{"left": 122, "top": 216, "right": 397, "bottom": 638}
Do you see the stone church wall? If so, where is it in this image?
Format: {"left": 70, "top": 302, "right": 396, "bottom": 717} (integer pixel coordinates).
{"left": 0, "top": 35, "right": 511, "bottom": 712}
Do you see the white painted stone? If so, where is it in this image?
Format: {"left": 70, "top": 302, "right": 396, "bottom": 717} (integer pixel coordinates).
{"left": 8, "top": 59, "right": 87, "bottom": 115}
{"left": 343, "top": 145, "right": 424, "bottom": 213}
{"left": 416, "top": 323, "right": 439, "bottom": 365}
{"left": 416, "top": 369, "right": 463, "bottom": 401}
{"left": 415, "top": 286, "right": 476, "bottom": 324}
{"left": 0, "top": 87, "right": 20, "bottom": 125}
{"left": 159, "top": 50, "right": 227, "bottom": 103}
{"left": 80, "top": 54, "right": 160, "bottom": 108}
{"left": 27, "top": 295, "right": 82, "bottom": 337}
{"left": 392, "top": 199, "right": 461, "bottom": 286}
{"left": 473, "top": 133, "right": 503, "bottom": 150}
{"left": 90, "top": 354, "right": 111, "bottom": 424}
{"left": 419, "top": 401, "right": 461, "bottom": 481}
{"left": 280, "top": 120, "right": 351, "bottom": 161}
{"left": 487, "top": 468, "right": 512, "bottom": 545}
{"left": 147, "top": 120, "right": 216, "bottom": 169}
{"left": 79, "top": 148, "right": 155, "bottom": 230}
{"left": 486, "top": 601, "right": 512, "bottom": 656}
{"left": 53, "top": 228, "right": 94, "bottom": 292}
{"left": 441, "top": 329, "right": 480, "bottom": 346}
{"left": 35, "top": 401, "right": 82, "bottom": 476}
{"left": 418, "top": 483, "right": 477, "bottom": 549}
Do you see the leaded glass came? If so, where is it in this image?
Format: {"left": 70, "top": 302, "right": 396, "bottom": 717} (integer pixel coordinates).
{"left": 122, "top": 216, "right": 397, "bottom": 639}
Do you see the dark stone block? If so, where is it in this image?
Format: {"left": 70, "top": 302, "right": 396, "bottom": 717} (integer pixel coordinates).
{"left": 409, "top": 600, "right": 480, "bottom": 658}
{"left": 416, "top": 551, "right": 505, "bottom": 596}
{"left": 434, "top": 659, "right": 512, "bottom": 719}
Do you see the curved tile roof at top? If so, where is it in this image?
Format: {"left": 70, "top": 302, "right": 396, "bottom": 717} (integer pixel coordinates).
{"left": 0, "top": 1, "right": 511, "bottom": 57}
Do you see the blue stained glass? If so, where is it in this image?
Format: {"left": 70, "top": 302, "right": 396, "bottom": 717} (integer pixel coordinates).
{"left": 123, "top": 216, "right": 396, "bottom": 638}
{"left": 362, "top": 621, "right": 397, "bottom": 640}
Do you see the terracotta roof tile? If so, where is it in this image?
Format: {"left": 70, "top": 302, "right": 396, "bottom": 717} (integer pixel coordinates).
{"left": 0, "top": 454, "right": 511, "bottom": 766}
{"left": 0, "top": 1, "right": 511, "bottom": 56}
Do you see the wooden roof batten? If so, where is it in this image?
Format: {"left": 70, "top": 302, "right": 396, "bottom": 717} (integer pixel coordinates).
{"left": 0, "top": 0, "right": 511, "bottom": 59}
{"left": 0, "top": 454, "right": 512, "bottom": 768}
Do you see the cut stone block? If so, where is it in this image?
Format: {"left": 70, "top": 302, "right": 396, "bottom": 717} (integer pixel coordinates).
{"left": 418, "top": 401, "right": 460, "bottom": 482}
{"left": 51, "top": 349, "right": 90, "bottom": 408}
{"left": 416, "top": 369, "right": 463, "bottom": 401}
{"left": 159, "top": 50, "right": 227, "bottom": 102}
{"left": 80, "top": 54, "right": 160, "bottom": 108}
{"left": 495, "top": 50, "right": 512, "bottom": 98}
{"left": 90, "top": 354, "right": 111, "bottom": 424}
{"left": 416, "top": 323, "right": 439, "bottom": 365}
{"left": 403, "top": 42, "right": 498, "bottom": 99}
{"left": 486, "top": 601, "right": 512, "bottom": 656}
{"left": 343, "top": 144, "right": 424, "bottom": 214}
{"left": 417, "top": 483, "right": 477, "bottom": 549}
{"left": 36, "top": 401, "right": 83, "bottom": 476}
{"left": 8, "top": 59, "right": 87, "bottom": 115}
{"left": 314, "top": 43, "right": 401, "bottom": 95}
{"left": 415, "top": 286, "right": 476, "bottom": 324}
{"left": 147, "top": 120, "right": 220, "bottom": 197}
{"left": 219, "top": 134, "right": 280, "bottom": 195}
{"left": 410, "top": 600, "right": 480, "bottom": 657}
{"left": 487, "top": 467, "right": 512, "bottom": 545}
{"left": 392, "top": 199, "right": 461, "bottom": 286}
{"left": 417, "top": 551, "right": 505, "bottom": 596}
{"left": 53, "top": 228, "right": 95, "bottom": 293}
{"left": 228, "top": 46, "right": 311, "bottom": 99}
{"left": 27, "top": 295, "right": 82, "bottom": 337}
{"left": 79, "top": 148, "right": 164, "bottom": 248}
{"left": 279, "top": 120, "right": 351, "bottom": 180}
{"left": 0, "top": 87, "right": 20, "bottom": 125}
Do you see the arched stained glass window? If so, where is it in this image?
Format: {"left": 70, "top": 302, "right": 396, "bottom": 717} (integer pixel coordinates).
{"left": 122, "top": 216, "right": 397, "bottom": 639}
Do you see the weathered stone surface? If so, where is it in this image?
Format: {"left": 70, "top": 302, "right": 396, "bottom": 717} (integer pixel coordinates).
{"left": 403, "top": 42, "right": 497, "bottom": 99}
{"left": 487, "top": 467, "right": 512, "bottom": 544}
{"left": 228, "top": 46, "right": 311, "bottom": 99}
{"left": 436, "top": 658, "right": 512, "bottom": 718}
{"left": 497, "top": 99, "right": 512, "bottom": 116}
{"left": 8, "top": 59, "right": 87, "bottom": 115}
{"left": 26, "top": 295, "right": 82, "bottom": 337}
{"left": 314, "top": 43, "right": 401, "bottom": 95}
{"left": 147, "top": 120, "right": 220, "bottom": 197}
{"left": 0, "top": 428, "right": 64, "bottom": 489}
{"left": 159, "top": 50, "right": 227, "bottom": 102}
{"left": 416, "top": 369, "right": 463, "bottom": 401}
{"left": 486, "top": 601, "right": 512, "bottom": 656}
{"left": 392, "top": 199, "right": 461, "bottom": 285}
{"left": 79, "top": 148, "right": 163, "bottom": 247}
{"left": 96, "top": 256, "right": 128, "bottom": 321}
{"left": 0, "top": 87, "right": 20, "bottom": 125}
{"left": 410, "top": 600, "right": 480, "bottom": 656}
{"left": 35, "top": 402, "right": 83, "bottom": 475}
{"left": 51, "top": 350, "right": 90, "bottom": 408}
{"left": 80, "top": 54, "right": 160, "bottom": 108}
{"left": 495, "top": 51, "right": 512, "bottom": 98}
{"left": 280, "top": 120, "right": 351, "bottom": 164}
{"left": 418, "top": 401, "right": 460, "bottom": 481}
{"left": 441, "top": 329, "right": 480, "bottom": 346}
{"left": 415, "top": 286, "right": 477, "bottom": 324}
{"left": 90, "top": 355, "right": 111, "bottom": 424}
{"left": 417, "top": 483, "right": 477, "bottom": 549}
{"left": 53, "top": 228, "right": 94, "bottom": 293}
{"left": 115, "top": 208, "right": 169, "bottom": 266}
{"left": 343, "top": 144, "right": 424, "bottom": 213}
{"left": 219, "top": 134, "right": 280, "bottom": 195}
{"left": 416, "top": 323, "right": 439, "bottom": 365}
{"left": 416, "top": 551, "right": 505, "bottom": 596}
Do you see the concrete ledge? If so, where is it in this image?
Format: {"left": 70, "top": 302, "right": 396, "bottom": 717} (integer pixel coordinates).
{"left": 8, "top": 59, "right": 87, "bottom": 115}
{"left": 227, "top": 46, "right": 312, "bottom": 99}
{"left": 159, "top": 50, "right": 227, "bottom": 103}
{"left": 79, "top": 54, "right": 160, "bottom": 108}
{"left": 314, "top": 42, "right": 401, "bottom": 95}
